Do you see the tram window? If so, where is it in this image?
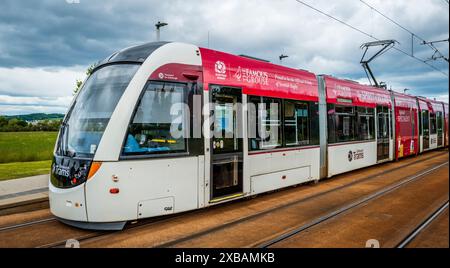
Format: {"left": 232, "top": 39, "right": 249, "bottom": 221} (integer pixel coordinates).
{"left": 422, "top": 111, "right": 429, "bottom": 135}
{"left": 377, "top": 106, "right": 389, "bottom": 139}
{"left": 437, "top": 112, "right": 443, "bottom": 132}
{"left": 430, "top": 113, "right": 437, "bottom": 134}
{"left": 418, "top": 110, "right": 422, "bottom": 136}
{"left": 357, "top": 107, "right": 375, "bottom": 141}
{"left": 122, "top": 81, "right": 188, "bottom": 155}
{"left": 211, "top": 86, "right": 242, "bottom": 154}
{"left": 309, "top": 102, "right": 320, "bottom": 145}
{"left": 284, "top": 101, "right": 310, "bottom": 146}
{"left": 248, "top": 96, "right": 282, "bottom": 150}
{"left": 327, "top": 105, "right": 356, "bottom": 143}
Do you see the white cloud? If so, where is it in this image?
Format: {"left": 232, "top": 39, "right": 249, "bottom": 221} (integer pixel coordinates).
{"left": 0, "top": 95, "right": 73, "bottom": 115}
{"left": 0, "top": 95, "right": 72, "bottom": 107}
{"left": 0, "top": 66, "right": 85, "bottom": 97}
{"left": 0, "top": 66, "right": 84, "bottom": 115}
{"left": 0, "top": 105, "right": 69, "bottom": 115}
{"left": 0, "top": 0, "right": 448, "bottom": 115}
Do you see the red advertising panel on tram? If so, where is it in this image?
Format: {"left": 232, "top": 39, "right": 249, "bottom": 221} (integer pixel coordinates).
{"left": 393, "top": 92, "right": 419, "bottom": 159}
{"left": 324, "top": 76, "right": 392, "bottom": 108}
{"left": 200, "top": 47, "right": 318, "bottom": 101}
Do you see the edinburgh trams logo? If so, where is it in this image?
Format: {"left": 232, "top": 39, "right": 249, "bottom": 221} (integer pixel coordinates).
{"left": 52, "top": 163, "right": 70, "bottom": 177}
{"left": 348, "top": 150, "right": 353, "bottom": 162}
{"left": 215, "top": 61, "right": 227, "bottom": 80}
{"left": 348, "top": 149, "right": 365, "bottom": 162}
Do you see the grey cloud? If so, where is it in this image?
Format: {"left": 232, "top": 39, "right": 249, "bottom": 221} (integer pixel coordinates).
{"left": 0, "top": 0, "right": 448, "bottom": 115}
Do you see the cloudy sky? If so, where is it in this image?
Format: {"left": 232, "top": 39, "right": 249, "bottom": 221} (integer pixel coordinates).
{"left": 0, "top": 0, "right": 448, "bottom": 115}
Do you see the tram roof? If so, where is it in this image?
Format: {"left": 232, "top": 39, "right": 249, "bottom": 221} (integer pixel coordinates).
{"left": 93, "top": 41, "right": 170, "bottom": 71}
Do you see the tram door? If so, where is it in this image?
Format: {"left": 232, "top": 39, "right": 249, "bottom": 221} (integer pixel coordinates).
{"left": 377, "top": 105, "right": 390, "bottom": 161}
{"left": 437, "top": 112, "right": 443, "bottom": 147}
{"left": 423, "top": 110, "right": 430, "bottom": 150}
{"left": 210, "top": 85, "right": 243, "bottom": 201}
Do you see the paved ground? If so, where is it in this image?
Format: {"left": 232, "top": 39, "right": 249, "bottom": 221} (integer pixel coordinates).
{"left": 0, "top": 174, "right": 49, "bottom": 207}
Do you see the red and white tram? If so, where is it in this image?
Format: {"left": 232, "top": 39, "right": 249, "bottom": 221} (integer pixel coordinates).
{"left": 49, "top": 42, "right": 448, "bottom": 230}
{"left": 417, "top": 97, "right": 446, "bottom": 152}
{"left": 318, "top": 75, "right": 393, "bottom": 178}
{"left": 393, "top": 92, "right": 419, "bottom": 159}
{"left": 429, "top": 99, "right": 446, "bottom": 149}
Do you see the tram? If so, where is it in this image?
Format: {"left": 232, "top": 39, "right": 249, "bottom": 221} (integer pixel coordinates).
{"left": 49, "top": 42, "right": 449, "bottom": 230}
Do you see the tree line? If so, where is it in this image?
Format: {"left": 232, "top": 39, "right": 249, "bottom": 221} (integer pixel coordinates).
{"left": 0, "top": 116, "right": 61, "bottom": 132}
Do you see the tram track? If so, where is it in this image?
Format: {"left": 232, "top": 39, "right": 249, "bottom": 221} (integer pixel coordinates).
{"left": 0, "top": 197, "right": 49, "bottom": 217}
{"left": 0, "top": 217, "right": 56, "bottom": 232}
{"left": 39, "top": 213, "right": 193, "bottom": 248}
{"left": 0, "top": 150, "right": 447, "bottom": 248}
{"left": 75, "top": 152, "right": 446, "bottom": 247}
{"left": 257, "top": 162, "right": 448, "bottom": 248}
{"left": 397, "top": 201, "right": 449, "bottom": 248}
{"left": 149, "top": 154, "right": 448, "bottom": 247}
{"left": 38, "top": 202, "right": 222, "bottom": 248}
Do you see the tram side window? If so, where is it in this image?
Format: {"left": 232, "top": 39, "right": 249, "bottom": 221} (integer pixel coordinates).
{"left": 357, "top": 107, "right": 375, "bottom": 141}
{"left": 309, "top": 102, "right": 320, "bottom": 145}
{"left": 122, "top": 81, "right": 188, "bottom": 156}
{"left": 377, "top": 106, "right": 389, "bottom": 139}
{"left": 430, "top": 113, "right": 437, "bottom": 134}
{"left": 327, "top": 105, "right": 356, "bottom": 143}
{"left": 422, "top": 110, "right": 429, "bottom": 136}
{"left": 437, "top": 112, "right": 443, "bottom": 133}
{"left": 284, "top": 101, "right": 310, "bottom": 146}
{"left": 248, "top": 96, "right": 282, "bottom": 150}
{"left": 418, "top": 110, "right": 422, "bottom": 136}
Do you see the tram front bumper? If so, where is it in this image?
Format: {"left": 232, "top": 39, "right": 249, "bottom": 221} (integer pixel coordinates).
{"left": 49, "top": 182, "right": 88, "bottom": 222}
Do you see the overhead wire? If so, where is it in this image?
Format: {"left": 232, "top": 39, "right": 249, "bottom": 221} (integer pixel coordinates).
{"left": 359, "top": 0, "right": 448, "bottom": 63}
{"left": 293, "top": 0, "right": 448, "bottom": 76}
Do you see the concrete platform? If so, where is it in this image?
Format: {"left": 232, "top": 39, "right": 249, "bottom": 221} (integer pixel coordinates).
{"left": 0, "top": 174, "right": 49, "bottom": 208}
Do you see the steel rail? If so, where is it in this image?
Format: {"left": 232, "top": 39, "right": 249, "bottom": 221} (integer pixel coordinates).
{"left": 397, "top": 201, "right": 449, "bottom": 248}
{"left": 258, "top": 162, "right": 448, "bottom": 248}
{"left": 0, "top": 217, "right": 56, "bottom": 232}
{"left": 156, "top": 153, "right": 448, "bottom": 248}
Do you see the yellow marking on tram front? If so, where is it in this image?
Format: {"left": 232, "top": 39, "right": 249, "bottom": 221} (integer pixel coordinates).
{"left": 151, "top": 139, "right": 177, "bottom": 144}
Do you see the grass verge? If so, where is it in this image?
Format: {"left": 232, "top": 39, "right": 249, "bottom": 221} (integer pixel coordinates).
{"left": 0, "top": 132, "right": 57, "bottom": 163}
{"left": 0, "top": 160, "right": 52, "bottom": 181}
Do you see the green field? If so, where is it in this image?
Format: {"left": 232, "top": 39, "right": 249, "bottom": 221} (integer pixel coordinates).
{"left": 0, "top": 160, "right": 52, "bottom": 181}
{"left": 0, "top": 132, "right": 57, "bottom": 180}
{"left": 0, "top": 132, "right": 57, "bottom": 163}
